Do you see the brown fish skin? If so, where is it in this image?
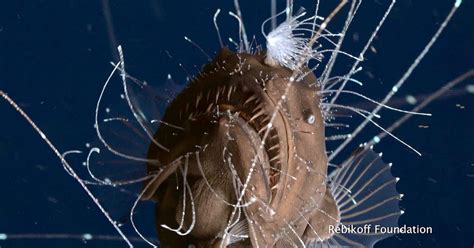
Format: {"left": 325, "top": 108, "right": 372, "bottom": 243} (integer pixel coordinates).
{"left": 143, "top": 48, "right": 337, "bottom": 247}
{"left": 301, "top": 189, "right": 341, "bottom": 242}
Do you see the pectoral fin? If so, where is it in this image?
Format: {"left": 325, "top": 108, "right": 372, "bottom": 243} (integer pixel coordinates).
{"left": 305, "top": 145, "right": 402, "bottom": 247}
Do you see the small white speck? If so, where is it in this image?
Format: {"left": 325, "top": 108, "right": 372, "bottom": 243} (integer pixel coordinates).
{"left": 269, "top": 208, "right": 276, "bottom": 216}
{"left": 82, "top": 233, "right": 93, "bottom": 240}
{"left": 466, "top": 84, "right": 474, "bottom": 94}
{"left": 405, "top": 95, "right": 417, "bottom": 105}
{"left": 455, "top": 0, "right": 462, "bottom": 8}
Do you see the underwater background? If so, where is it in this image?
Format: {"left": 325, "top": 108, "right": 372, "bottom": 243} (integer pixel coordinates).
{"left": 0, "top": 0, "right": 473, "bottom": 247}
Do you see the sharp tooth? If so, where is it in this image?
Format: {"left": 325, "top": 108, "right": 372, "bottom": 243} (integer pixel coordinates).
{"left": 227, "top": 85, "right": 233, "bottom": 101}
{"left": 249, "top": 108, "right": 265, "bottom": 122}
{"left": 258, "top": 126, "right": 268, "bottom": 134}
{"left": 268, "top": 144, "right": 280, "bottom": 151}
{"left": 221, "top": 86, "right": 226, "bottom": 95}
{"left": 253, "top": 103, "right": 265, "bottom": 113}
{"left": 195, "top": 93, "right": 202, "bottom": 108}
{"left": 215, "top": 87, "right": 221, "bottom": 103}
{"left": 185, "top": 103, "right": 189, "bottom": 113}
{"left": 252, "top": 107, "right": 261, "bottom": 115}
{"left": 269, "top": 155, "right": 280, "bottom": 162}
{"left": 206, "top": 103, "right": 214, "bottom": 112}
{"left": 244, "top": 95, "right": 257, "bottom": 105}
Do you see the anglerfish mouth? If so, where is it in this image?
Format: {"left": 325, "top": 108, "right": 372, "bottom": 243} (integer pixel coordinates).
{"left": 143, "top": 48, "right": 290, "bottom": 200}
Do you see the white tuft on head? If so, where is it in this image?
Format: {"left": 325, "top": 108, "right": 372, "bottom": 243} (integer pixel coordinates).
{"left": 263, "top": 9, "right": 323, "bottom": 71}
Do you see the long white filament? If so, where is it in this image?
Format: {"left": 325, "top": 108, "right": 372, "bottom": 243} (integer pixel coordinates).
{"left": 0, "top": 91, "right": 133, "bottom": 247}
{"left": 329, "top": 0, "right": 462, "bottom": 161}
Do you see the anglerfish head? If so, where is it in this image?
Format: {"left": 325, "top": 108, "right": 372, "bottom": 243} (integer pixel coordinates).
{"left": 142, "top": 48, "right": 339, "bottom": 247}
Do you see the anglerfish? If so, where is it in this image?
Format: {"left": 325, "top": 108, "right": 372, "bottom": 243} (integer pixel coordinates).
{"left": 141, "top": 48, "right": 401, "bottom": 247}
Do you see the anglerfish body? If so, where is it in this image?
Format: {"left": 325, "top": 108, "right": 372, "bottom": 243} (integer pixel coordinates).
{"left": 142, "top": 48, "right": 399, "bottom": 247}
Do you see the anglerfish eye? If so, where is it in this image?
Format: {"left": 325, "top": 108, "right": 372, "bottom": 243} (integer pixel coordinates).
{"left": 303, "top": 109, "right": 316, "bottom": 124}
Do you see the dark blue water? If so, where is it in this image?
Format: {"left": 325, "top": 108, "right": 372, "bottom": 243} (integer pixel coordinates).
{"left": 0, "top": 0, "right": 473, "bottom": 247}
